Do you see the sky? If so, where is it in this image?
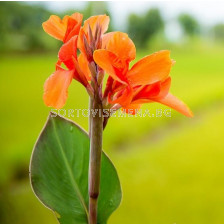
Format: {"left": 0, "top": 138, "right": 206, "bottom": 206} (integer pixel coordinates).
{"left": 41, "top": 1, "right": 224, "bottom": 25}
{"left": 35, "top": 1, "right": 224, "bottom": 40}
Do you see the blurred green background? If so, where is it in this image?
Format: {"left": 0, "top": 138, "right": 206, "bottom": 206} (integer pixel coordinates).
{"left": 1, "top": 1, "right": 224, "bottom": 224}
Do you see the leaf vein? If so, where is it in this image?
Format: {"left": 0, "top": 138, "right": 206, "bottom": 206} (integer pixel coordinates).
{"left": 51, "top": 118, "right": 89, "bottom": 220}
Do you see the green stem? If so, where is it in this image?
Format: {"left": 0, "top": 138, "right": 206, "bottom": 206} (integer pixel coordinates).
{"left": 88, "top": 93, "right": 103, "bottom": 224}
{"left": 89, "top": 97, "right": 93, "bottom": 137}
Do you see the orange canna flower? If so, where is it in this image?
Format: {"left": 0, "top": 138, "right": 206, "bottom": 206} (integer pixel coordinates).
{"left": 93, "top": 32, "right": 193, "bottom": 117}
{"left": 42, "top": 12, "right": 192, "bottom": 118}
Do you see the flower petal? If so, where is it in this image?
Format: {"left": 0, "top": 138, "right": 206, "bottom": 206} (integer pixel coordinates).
{"left": 42, "top": 15, "right": 69, "bottom": 41}
{"left": 78, "top": 53, "right": 91, "bottom": 81}
{"left": 43, "top": 69, "right": 73, "bottom": 109}
{"left": 72, "top": 58, "right": 89, "bottom": 87}
{"left": 83, "top": 14, "right": 110, "bottom": 35}
{"left": 133, "top": 77, "right": 171, "bottom": 102}
{"left": 64, "top": 13, "right": 83, "bottom": 42}
{"left": 127, "top": 50, "right": 172, "bottom": 85}
{"left": 156, "top": 77, "right": 171, "bottom": 99}
{"left": 106, "top": 32, "right": 136, "bottom": 62}
{"left": 77, "top": 28, "right": 87, "bottom": 57}
{"left": 93, "top": 49, "right": 127, "bottom": 84}
{"left": 102, "top": 32, "right": 116, "bottom": 48}
{"left": 43, "top": 13, "right": 83, "bottom": 42}
{"left": 108, "top": 85, "right": 133, "bottom": 107}
{"left": 133, "top": 83, "right": 161, "bottom": 102}
{"left": 156, "top": 93, "right": 193, "bottom": 117}
{"left": 58, "top": 36, "right": 77, "bottom": 70}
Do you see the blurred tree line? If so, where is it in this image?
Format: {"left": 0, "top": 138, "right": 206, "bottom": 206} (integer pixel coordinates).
{"left": 128, "top": 9, "right": 224, "bottom": 47}
{"left": 178, "top": 13, "right": 200, "bottom": 36}
{"left": 128, "top": 9, "right": 164, "bottom": 47}
{"left": 0, "top": 1, "right": 224, "bottom": 53}
{"left": 0, "top": 2, "right": 53, "bottom": 52}
{"left": 0, "top": 2, "right": 111, "bottom": 53}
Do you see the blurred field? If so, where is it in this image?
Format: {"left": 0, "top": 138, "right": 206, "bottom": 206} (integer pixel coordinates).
{"left": 1, "top": 42, "right": 224, "bottom": 224}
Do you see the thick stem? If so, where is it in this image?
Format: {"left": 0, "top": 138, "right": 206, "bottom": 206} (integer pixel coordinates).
{"left": 88, "top": 93, "right": 103, "bottom": 224}
{"left": 89, "top": 97, "right": 93, "bottom": 137}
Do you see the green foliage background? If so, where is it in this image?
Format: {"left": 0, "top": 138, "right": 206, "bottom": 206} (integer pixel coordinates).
{"left": 1, "top": 2, "right": 224, "bottom": 224}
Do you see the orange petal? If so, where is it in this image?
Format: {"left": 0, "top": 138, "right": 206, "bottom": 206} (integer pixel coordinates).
{"left": 43, "top": 13, "right": 83, "bottom": 42}
{"left": 127, "top": 50, "right": 172, "bottom": 86}
{"left": 59, "top": 36, "right": 77, "bottom": 61}
{"left": 43, "top": 69, "right": 73, "bottom": 109}
{"left": 93, "top": 49, "right": 127, "bottom": 84}
{"left": 71, "top": 12, "right": 83, "bottom": 22}
{"left": 108, "top": 85, "right": 133, "bottom": 107}
{"left": 83, "top": 14, "right": 110, "bottom": 35}
{"left": 135, "top": 76, "right": 170, "bottom": 98}
{"left": 78, "top": 53, "right": 91, "bottom": 81}
{"left": 106, "top": 32, "right": 136, "bottom": 62}
{"left": 72, "top": 57, "right": 89, "bottom": 87}
{"left": 156, "top": 93, "right": 193, "bottom": 117}
{"left": 133, "top": 83, "right": 161, "bottom": 101}
{"left": 56, "top": 60, "right": 62, "bottom": 70}
{"left": 42, "top": 15, "right": 69, "bottom": 41}
{"left": 156, "top": 77, "right": 171, "bottom": 99}
{"left": 64, "top": 13, "right": 83, "bottom": 42}
{"left": 102, "top": 32, "right": 116, "bottom": 48}
{"left": 104, "top": 76, "right": 114, "bottom": 98}
{"left": 77, "top": 28, "right": 86, "bottom": 57}
{"left": 58, "top": 36, "right": 77, "bottom": 70}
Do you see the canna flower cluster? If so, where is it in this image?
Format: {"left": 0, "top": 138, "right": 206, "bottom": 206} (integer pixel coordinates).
{"left": 43, "top": 13, "right": 193, "bottom": 123}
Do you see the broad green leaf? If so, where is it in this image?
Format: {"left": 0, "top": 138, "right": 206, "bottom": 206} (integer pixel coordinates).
{"left": 30, "top": 113, "right": 122, "bottom": 224}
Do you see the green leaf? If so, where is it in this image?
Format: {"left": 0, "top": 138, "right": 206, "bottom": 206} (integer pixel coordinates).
{"left": 30, "top": 113, "right": 122, "bottom": 224}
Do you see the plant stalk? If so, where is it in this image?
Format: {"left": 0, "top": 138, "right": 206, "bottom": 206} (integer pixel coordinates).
{"left": 88, "top": 92, "right": 103, "bottom": 224}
